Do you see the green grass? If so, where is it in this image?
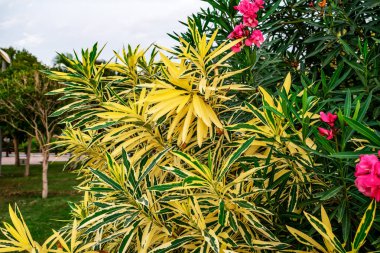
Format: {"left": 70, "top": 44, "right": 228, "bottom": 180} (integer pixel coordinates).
{"left": 0, "top": 162, "right": 81, "bottom": 243}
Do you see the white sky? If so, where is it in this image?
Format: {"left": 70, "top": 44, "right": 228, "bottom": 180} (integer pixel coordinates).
{"left": 0, "top": 0, "right": 208, "bottom": 65}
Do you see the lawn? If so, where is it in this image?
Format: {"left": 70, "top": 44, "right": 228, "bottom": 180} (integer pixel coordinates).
{"left": 0, "top": 162, "right": 81, "bottom": 243}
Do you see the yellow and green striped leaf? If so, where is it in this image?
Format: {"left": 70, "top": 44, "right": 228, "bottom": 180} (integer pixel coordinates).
{"left": 352, "top": 200, "right": 376, "bottom": 250}
{"left": 150, "top": 236, "right": 196, "bottom": 253}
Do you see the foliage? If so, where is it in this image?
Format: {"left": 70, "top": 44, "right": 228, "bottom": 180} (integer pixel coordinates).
{"left": 1, "top": 1, "right": 380, "bottom": 251}
{"left": 0, "top": 48, "right": 65, "bottom": 198}
{"left": 287, "top": 200, "right": 376, "bottom": 253}
{"left": 172, "top": 0, "right": 380, "bottom": 117}
{"left": 0, "top": 205, "right": 95, "bottom": 253}
{"left": 0, "top": 48, "right": 40, "bottom": 139}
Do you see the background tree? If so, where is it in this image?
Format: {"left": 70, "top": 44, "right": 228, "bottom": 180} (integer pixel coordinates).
{"left": 0, "top": 48, "right": 11, "bottom": 175}
{"left": 0, "top": 48, "right": 63, "bottom": 198}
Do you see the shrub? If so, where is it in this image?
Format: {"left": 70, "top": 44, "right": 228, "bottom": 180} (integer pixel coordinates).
{"left": 1, "top": 1, "right": 380, "bottom": 252}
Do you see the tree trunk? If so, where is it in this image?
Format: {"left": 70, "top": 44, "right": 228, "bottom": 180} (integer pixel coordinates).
{"left": 12, "top": 135, "right": 20, "bottom": 166}
{"left": 24, "top": 136, "right": 32, "bottom": 177}
{"left": 5, "top": 142, "right": 9, "bottom": 157}
{"left": 0, "top": 128, "right": 2, "bottom": 176}
{"left": 41, "top": 148, "right": 49, "bottom": 198}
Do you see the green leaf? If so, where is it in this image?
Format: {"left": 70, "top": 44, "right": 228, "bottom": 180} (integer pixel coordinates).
{"left": 202, "top": 229, "right": 220, "bottom": 253}
{"left": 287, "top": 226, "right": 327, "bottom": 252}
{"left": 262, "top": 0, "right": 282, "bottom": 20}
{"left": 356, "top": 92, "right": 372, "bottom": 122}
{"left": 288, "top": 183, "right": 299, "bottom": 212}
{"left": 150, "top": 236, "right": 195, "bottom": 253}
{"left": 172, "top": 151, "right": 209, "bottom": 180}
{"left": 237, "top": 220, "right": 253, "bottom": 245}
{"left": 49, "top": 100, "right": 87, "bottom": 117}
{"left": 135, "top": 148, "right": 170, "bottom": 190}
{"left": 160, "top": 166, "right": 193, "bottom": 179}
{"left": 183, "top": 176, "right": 207, "bottom": 187}
{"left": 241, "top": 211, "right": 277, "bottom": 241}
{"left": 148, "top": 182, "right": 183, "bottom": 192}
{"left": 90, "top": 169, "right": 123, "bottom": 191}
{"left": 344, "top": 117, "right": 380, "bottom": 146}
{"left": 330, "top": 151, "right": 374, "bottom": 159}
{"left": 318, "top": 186, "right": 343, "bottom": 201}
{"left": 78, "top": 205, "right": 126, "bottom": 230}
{"left": 342, "top": 57, "right": 364, "bottom": 73}
{"left": 344, "top": 89, "right": 352, "bottom": 117}
{"left": 304, "top": 212, "right": 345, "bottom": 253}
{"left": 228, "top": 213, "right": 238, "bottom": 232}
{"left": 217, "top": 136, "right": 255, "bottom": 181}
{"left": 218, "top": 200, "right": 227, "bottom": 226}
{"left": 233, "top": 199, "right": 272, "bottom": 216}
{"left": 118, "top": 219, "right": 141, "bottom": 253}
{"left": 352, "top": 200, "right": 376, "bottom": 250}
{"left": 339, "top": 38, "right": 359, "bottom": 60}
{"left": 251, "top": 240, "right": 288, "bottom": 250}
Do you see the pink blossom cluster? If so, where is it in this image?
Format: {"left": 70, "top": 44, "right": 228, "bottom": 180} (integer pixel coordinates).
{"left": 228, "top": 0, "right": 265, "bottom": 53}
{"left": 355, "top": 151, "right": 380, "bottom": 201}
{"left": 318, "top": 111, "right": 338, "bottom": 140}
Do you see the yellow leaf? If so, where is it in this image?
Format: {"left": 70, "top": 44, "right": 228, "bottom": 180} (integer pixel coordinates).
{"left": 320, "top": 206, "right": 335, "bottom": 252}
{"left": 190, "top": 198, "right": 206, "bottom": 230}
{"left": 176, "top": 95, "right": 191, "bottom": 113}
{"left": 168, "top": 106, "right": 189, "bottom": 140}
{"left": 283, "top": 72, "right": 292, "bottom": 95}
{"left": 151, "top": 97, "right": 185, "bottom": 122}
{"left": 196, "top": 117, "right": 208, "bottom": 147}
{"left": 199, "top": 78, "right": 207, "bottom": 94}
{"left": 181, "top": 103, "right": 194, "bottom": 142}
{"left": 149, "top": 96, "right": 183, "bottom": 115}
{"left": 204, "top": 103, "right": 223, "bottom": 129}
{"left": 204, "top": 29, "right": 218, "bottom": 55}
{"left": 148, "top": 90, "right": 188, "bottom": 103}
{"left": 192, "top": 95, "right": 212, "bottom": 127}
{"left": 286, "top": 226, "right": 328, "bottom": 253}
{"left": 259, "top": 87, "right": 275, "bottom": 107}
{"left": 207, "top": 38, "right": 243, "bottom": 63}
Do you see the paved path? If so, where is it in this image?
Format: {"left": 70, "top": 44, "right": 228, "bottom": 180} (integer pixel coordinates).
{"left": 0, "top": 152, "right": 70, "bottom": 165}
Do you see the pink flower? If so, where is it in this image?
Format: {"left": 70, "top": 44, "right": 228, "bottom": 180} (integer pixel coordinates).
{"left": 243, "top": 15, "right": 258, "bottom": 27}
{"left": 355, "top": 154, "right": 380, "bottom": 201}
{"left": 231, "top": 42, "right": 243, "bottom": 53}
{"left": 320, "top": 111, "right": 338, "bottom": 127}
{"left": 318, "top": 127, "right": 334, "bottom": 140}
{"left": 245, "top": 30, "right": 264, "bottom": 47}
{"left": 355, "top": 154, "right": 379, "bottom": 176}
{"left": 255, "top": 0, "right": 265, "bottom": 9}
{"left": 228, "top": 0, "right": 265, "bottom": 52}
{"left": 234, "top": 0, "right": 264, "bottom": 17}
{"left": 228, "top": 24, "right": 246, "bottom": 39}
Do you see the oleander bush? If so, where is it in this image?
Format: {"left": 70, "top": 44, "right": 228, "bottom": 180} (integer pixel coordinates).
{"left": 1, "top": 0, "right": 380, "bottom": 252}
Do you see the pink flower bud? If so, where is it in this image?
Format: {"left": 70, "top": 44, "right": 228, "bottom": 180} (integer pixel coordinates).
{"left": 318, "top": 127, "right": 334, "bottom": 140}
